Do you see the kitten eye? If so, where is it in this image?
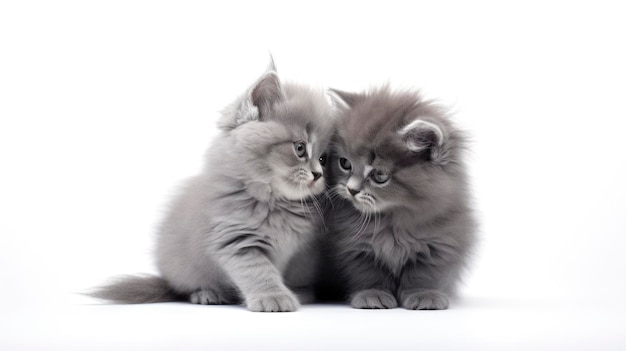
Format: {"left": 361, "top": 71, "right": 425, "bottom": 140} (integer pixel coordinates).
{"left": 319, "top": 153, "right": 327, "bottom": 166}
{"left": 293, "top": 142, "right": 307, "bottom": 158}
{"left": 372, "top": 170, "right": 390, "bottom": 184}
{"left": 339, "top": 157, "right": 352, "bottom": 171}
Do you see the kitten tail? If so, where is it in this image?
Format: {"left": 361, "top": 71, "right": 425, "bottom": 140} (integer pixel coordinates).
{"left": 86, "top": 275, "right": 180, "bottom": 304}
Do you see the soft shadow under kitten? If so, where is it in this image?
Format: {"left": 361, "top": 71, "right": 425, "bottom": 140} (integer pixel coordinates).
{"left": 319, "top": 87, "right": 477, "bottom": 310}
{"left": 89, "top": 64, "right": 334, "bottom": 312}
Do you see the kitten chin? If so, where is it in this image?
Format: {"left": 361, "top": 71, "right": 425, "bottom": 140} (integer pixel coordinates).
{"left": 320, "top": 86, "right": 477, "bottom": 310}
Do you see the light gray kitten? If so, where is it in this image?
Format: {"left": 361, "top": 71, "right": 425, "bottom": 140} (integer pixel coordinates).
{"left": 90, "top": 64, "right": 334, "bottom": 312}
{"left": 319, "top": 87, "right": 476, "bottom": 310}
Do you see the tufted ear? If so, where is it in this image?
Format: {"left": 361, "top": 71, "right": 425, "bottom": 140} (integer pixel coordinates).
{"left": 250, "top": 70, "right": 283, "bottom": 118}
{"left": 328, "top": 88, "right": 360, "bottom": 110}
{"left": 398, "top": 119, "right": 446, "bottom": 162}
{"left": 219, "top": 62, "right": 284, "bottom": 130}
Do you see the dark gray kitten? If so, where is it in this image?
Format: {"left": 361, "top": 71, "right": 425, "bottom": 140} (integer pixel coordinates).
{"left": 320, "top": 87, "right": 476, "bottom": 310}
{"left": 90, "top": 64, "right": 334, "bottom": 312}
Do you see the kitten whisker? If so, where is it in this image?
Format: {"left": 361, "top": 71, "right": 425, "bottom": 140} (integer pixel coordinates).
{"left": 363, "top": 212, "right": 372, "bottom": 241}
{"left": 322, "top": 184, "right": 337, "bottom": 210}
{"left": 353, "top": 210, "right": 371, "bottom": 243}
{"left": 310, "top": 195, "right": 327, "bottom": 232}
{"left": 327, "top": 186, "right": 346, "bottom": 202}
{"left": 297, "top": 185, "right": 312, "bottom": 220}
{"left": 373, "top": 208, "right": 380, "bottom": 237}
{"left": 348, "top": 211, "right": 364, "bottom": 243}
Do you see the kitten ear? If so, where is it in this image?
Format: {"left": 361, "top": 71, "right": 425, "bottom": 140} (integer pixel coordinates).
{"left": 267, "top": 53, "right": 277, "bottom": 72}
{"left": 328, "top": 88, "right": 360, "bottom": 109}
{"left": 219, "top": 65, "right": 284, "bottom": 130}
{"left": 250, "top": 70, "right": 283, "bottom": 118}
{"left": 398, "top": 119, "right": 446, "bottom": 162}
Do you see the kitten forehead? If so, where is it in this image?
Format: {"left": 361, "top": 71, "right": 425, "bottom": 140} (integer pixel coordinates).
{"left": 272, "top": 84, "right": 331, "bottom": 129}
{"left": 260, "top": 83, "right": 334, "bottom": 158}
{"left": 335, "top": 87, "right": 454, "bottom": 163}
{"left": 337, "top": 89, "right": 420, "bottom": 152}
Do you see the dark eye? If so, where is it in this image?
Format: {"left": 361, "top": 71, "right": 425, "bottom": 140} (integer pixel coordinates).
{"left": 372, "top": 170, "right": 390, "bottom": 184}
{"left": 294, "top": 142, "right": 307, "bottom": 158}
{"left": 319, "top": 153, "right": 327, "bottom": 166}
{"left": 339, "top": 157, "right": 352, "bottom": 171}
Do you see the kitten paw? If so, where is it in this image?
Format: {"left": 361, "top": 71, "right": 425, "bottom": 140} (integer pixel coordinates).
{"left": 401, "top": 290, "right": 449, "bottom": 310}
{"left": 189, "top": 289, "right": 229, "bottom": 305}
{"left": 350, "top": 289, "right": 398, "bottom": 309}
{"left": 246, "top": 291, "right": 300, "bottom": 312}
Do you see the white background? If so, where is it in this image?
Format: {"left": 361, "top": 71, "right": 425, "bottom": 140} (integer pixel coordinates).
{"left": 1, "top": 1, "right": 625, "bottom": 350}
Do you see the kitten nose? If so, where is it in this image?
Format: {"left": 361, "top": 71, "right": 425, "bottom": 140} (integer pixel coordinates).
{"left": 312, "top": 171, "right": 322, "bottom": 181}
{"left": 348, "top": 187, "right": 360, "bottom": 196}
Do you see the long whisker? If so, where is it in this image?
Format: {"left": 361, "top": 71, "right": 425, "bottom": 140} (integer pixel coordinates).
{"left": 373, "top": 207, "right": 380, "bottom": 237}
{"left": 322, "top": 183, "right": 337, "bottom": 210}
{"left": 298, "top": 185, "right": 311, "bottom": 220}
{"left": 348, "top": 209, "right": 362, "bottom": 243}
{"left": 326, "top": 186, "right": 346, "bottom": 204}
{"left": 310, "top": 193, "right": 323, "bottom": 218}
{"left": 310, "top": 194, "right": 327, "bottom": 232}
{"left": 353, "top": 209, "right": 370, "bottom": 243}
{"left": 363, "top": 211, "right": 372, "bottom": 240}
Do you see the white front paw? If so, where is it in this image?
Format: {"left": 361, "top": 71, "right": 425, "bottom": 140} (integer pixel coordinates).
{"left": 402, "top": 290, "right": 449, "bottom": 310}
{"left": 246, "top": 290, "right": 300, "bottom": 312}
{"left": 350, "top": 289, "right": 398, "bottom": 309}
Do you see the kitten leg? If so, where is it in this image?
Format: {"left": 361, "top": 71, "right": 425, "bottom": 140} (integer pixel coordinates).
{"left": 217, "top": 243, "right": 299, "bottom": 312}
{"left": 397, "top": 261, "right": 456, "bottom": 310}
{"left": 339, "top": 250, "right": 398, "bottom": 309}
{"left": 283, "top": 241, "right": 320, "bottom": 305}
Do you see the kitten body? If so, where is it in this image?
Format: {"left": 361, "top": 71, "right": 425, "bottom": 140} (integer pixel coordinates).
{"left": 91, "top": 65, "right": 334, "bottom": 312}
{"left": 321, "top": 87, "right": 476, "bottom": 310}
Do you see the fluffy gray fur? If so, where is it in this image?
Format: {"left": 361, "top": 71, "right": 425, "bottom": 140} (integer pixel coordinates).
{"left": 90, "top": 64, "right": 334, "bottom": 312}
{"left": 319, "top": 87, "right": 476, "bottom": 310}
